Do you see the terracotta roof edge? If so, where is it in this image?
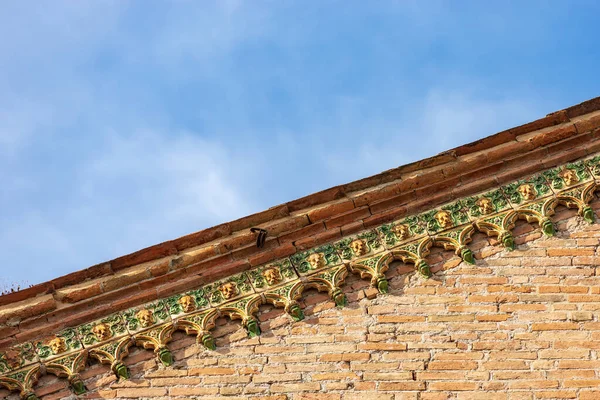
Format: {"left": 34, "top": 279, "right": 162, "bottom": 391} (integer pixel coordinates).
{"left": 2, "top": 96, "right": 599, "bottom": 306}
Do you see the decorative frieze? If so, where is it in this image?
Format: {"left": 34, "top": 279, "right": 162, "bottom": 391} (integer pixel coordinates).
{"left": 0, "top": 343, "right": 38, "bottom": 375}
{"left": 218, "top": 296, "right": 263, "bottom": 338}
{"left": 78, "top": 313, "right": 132, "bottom": 381}
{"left": 33, "top": 328, "right": 86, "bottom": 395}
{"left": 2, "top": 157, "right": 600, "bottom": 398}
{"left": 166, "top": 288, "right": 210, "bottom": 318}
{"left": 291, "top": 244, "right": 341, "bottom": 274}
{"left": 262, "top": 281, "right": 305, "bottom": 321}
{"left": 335, "top": 230, "right": 384, "bottom": 263}
{"left": 432, "top": 225, "right": 476, "bottom": 265}
{"left": 174, "top": 308, "right": 219, "bottom": 350}
{"left": 43, "top": 351, "right": 88, "bottom": 395}
{"left": 0, "top": 364, "right": 41, "bottom": 400}
{"left": 204, "top": 272, "right": 254, "bottom": 306}
{"left": 248, "top": 259, "right": 298, "bottom": 290}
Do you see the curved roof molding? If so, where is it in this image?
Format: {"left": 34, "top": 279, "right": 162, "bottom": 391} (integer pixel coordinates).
{"left": 1, "top": 97, "right": 600, "bottom": 398}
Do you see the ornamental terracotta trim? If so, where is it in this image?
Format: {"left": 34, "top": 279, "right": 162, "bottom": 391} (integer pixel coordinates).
{"left": 2, "top": 99, "right": 599, "bottom": 314}
{"left": 2, "top": 155, "right": 600, "bottom": 398}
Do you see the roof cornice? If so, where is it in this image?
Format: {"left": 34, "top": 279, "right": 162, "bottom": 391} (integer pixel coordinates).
{"left": 2, "top": 96, "right": 600, "bottom": 398}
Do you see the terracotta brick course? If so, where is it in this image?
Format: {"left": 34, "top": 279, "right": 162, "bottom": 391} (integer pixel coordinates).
{"left": 307, "top": 199, "right": 355, "bottom": 223}
{"left": 574, "top": 111, "right": 600, "bottom": 133}
{"left": 0, "top": 294, "right": 56, "bottom": 324}
{"left": 324, "top": 206, "right": 371, "bottom": 229}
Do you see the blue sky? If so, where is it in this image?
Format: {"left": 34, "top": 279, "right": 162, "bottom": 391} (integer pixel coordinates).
{"left": 1, "top": 1, "right": 599, "bottom": 287}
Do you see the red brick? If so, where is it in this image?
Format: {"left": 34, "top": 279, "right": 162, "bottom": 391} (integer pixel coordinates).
{"left": 116, "top": 388, "right": 167, "bottom": 398}
{"left": 149, "top": 259, "right": 171, "bottom": 277}
{"left": 171, "top": 245, "right": 219, "bottom": 269}
{"left": 231, "top": 238, "right": 280, "bottom": 261}
{"left": 529, "top": 123, "right": 577, "bottom": 148}
{"left": 362, "top": 206, "right": 408, "bottom": 228}
{"left": 415, "top": 177, "right": 462, "bottom": 199}
{"left": 287, "top": 187, "right": 346, "bottom": 213}
{"left": 111, "top": 288, "right": 158, "bottom": 310}
{"left": 45, "top": 303, "right": 114, "bottom": 331}
{"left": 399, "top": 168, "right": 446, "bottom": 192}
{"left": 459, "top": 162, "right": 504, "bottom": 184}
{"left": 194, "top": 259, "right": 250, "bottom": 281}
{"left": 111, "top": 241, "right": 177, "bottom": 271}
{"left": 541, "top": 147, "right": 587, "bottom": 169}
{"left": 575, "top": 113, "right": 600, "bottom": 133}
{"left": 229, "top": 204, "right": 289, "bottom": 232}
{"left": 0, "top": 294, "right": 56, "bottom": 324}
{"left": 453, "top": 175, "right": 498, "bottom": 199}
{"left": 584, "top": 138, "right": 600, "bottom": 154}
{"left": 510, "top": 110, "right": 569, "bottom": 137}
{"left": 278, "top": 222, "right": 327, "bottom": 244}
{"left": 248, "top": 243, "right": 296, "bottom": 267}
{"left": 405, "top": 191, "right": 455, "bottom": 214}
{"left": 260, "top": 215, "right": 310, "bottom": 237}
{"left": 485, "top": 140, "right": 535, "bottom": 165}
{"left": 352, "top": 182, "right": 402, "bottom": 208}
{"left": 0, "top": 325, "right": 19, "bottom": 340}
{"left": 453, "top": 130, "right": 515, "bottom": 157}
{"left": 495, "top": 162, "right": 547, "bottom": 186}
{"left": 54, "top": 282, "right": 102, "bottom": 303}
{"left": 50, "top": 262, "right": 112, "bottom": 290}
{"left": 172, "top": 223, "right": 231, "bottom": 251}
{"left": 0, "top": 282, "right": 54, "bottom": 307}
{"left": 442, "top": 153, "right": 488, "bottom": 178}
{"left": 502, "top": 146, "right": 549, "bottom": 170}
{"left": 566, "top": 97, "right": 600, "bottom": 118}
{"left": 546, "top": 132, "right": 592, "bottom": 155}
{"left": 294, "top": 228, "right": 342, "bottom": 250}
{"left": 325, "top": 206, "right": 371, "bottom": 229}
{"left": 154, "top": 275, "right": 207, "bottom": 299}
{"left": 45, "top": 285, "right": 137, "bottom": 324}
{"left": 101, "top": 267, "right": 150, "bottom": 292}
{"left": 341, "top": 221, "right": 365, "bottom": 236}
{"left": 307, "top": 200, "right": 355, "bottom": 223}
{"left": 138, "top": 268, "right": 187, "bottom": 291}
{"left": 367, "top": 192, "right": 415, "bottom": 215}
{"left": 343, "top": 170, "right": 401, "bottom": 194}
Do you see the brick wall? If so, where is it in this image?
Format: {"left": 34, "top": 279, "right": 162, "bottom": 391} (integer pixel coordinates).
{"left": 2, "top": 200, "right": 600, "bottom": 399}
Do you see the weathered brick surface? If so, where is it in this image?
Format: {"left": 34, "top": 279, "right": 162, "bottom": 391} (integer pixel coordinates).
{"left": 0, "top": 294, "right": 56, "bottom": 324}
{"left": 2, "top": 206, "right": 600, "bottom": 399}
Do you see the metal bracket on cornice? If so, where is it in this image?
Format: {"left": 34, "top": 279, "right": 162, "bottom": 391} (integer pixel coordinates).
{"left": 250, "top": 228, "right": 268, "bottom": 248}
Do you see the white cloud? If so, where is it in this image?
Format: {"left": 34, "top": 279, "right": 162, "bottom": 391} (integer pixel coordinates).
{"left": 322, "top": 89, "right": 548, "bottom": 183}
{"left": 421, "top": 90, "right": 541, "bottom": 149}
{"left": 83, "top": 130, "right": 255, "bottom": 221}
{"left": 72, "top": 130, "right": 259, "bottom": 256}
{"left": 0, "top": 2, "right": 567, "bottom": 286}
{"left": 0, "top": 212, "right": 76, "bottom": 285}
{"left": 0, "top": 127, "right": 262, "bottom": 282}
{"left": 0, "top": 99, "right": 54, "bottom": 156}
